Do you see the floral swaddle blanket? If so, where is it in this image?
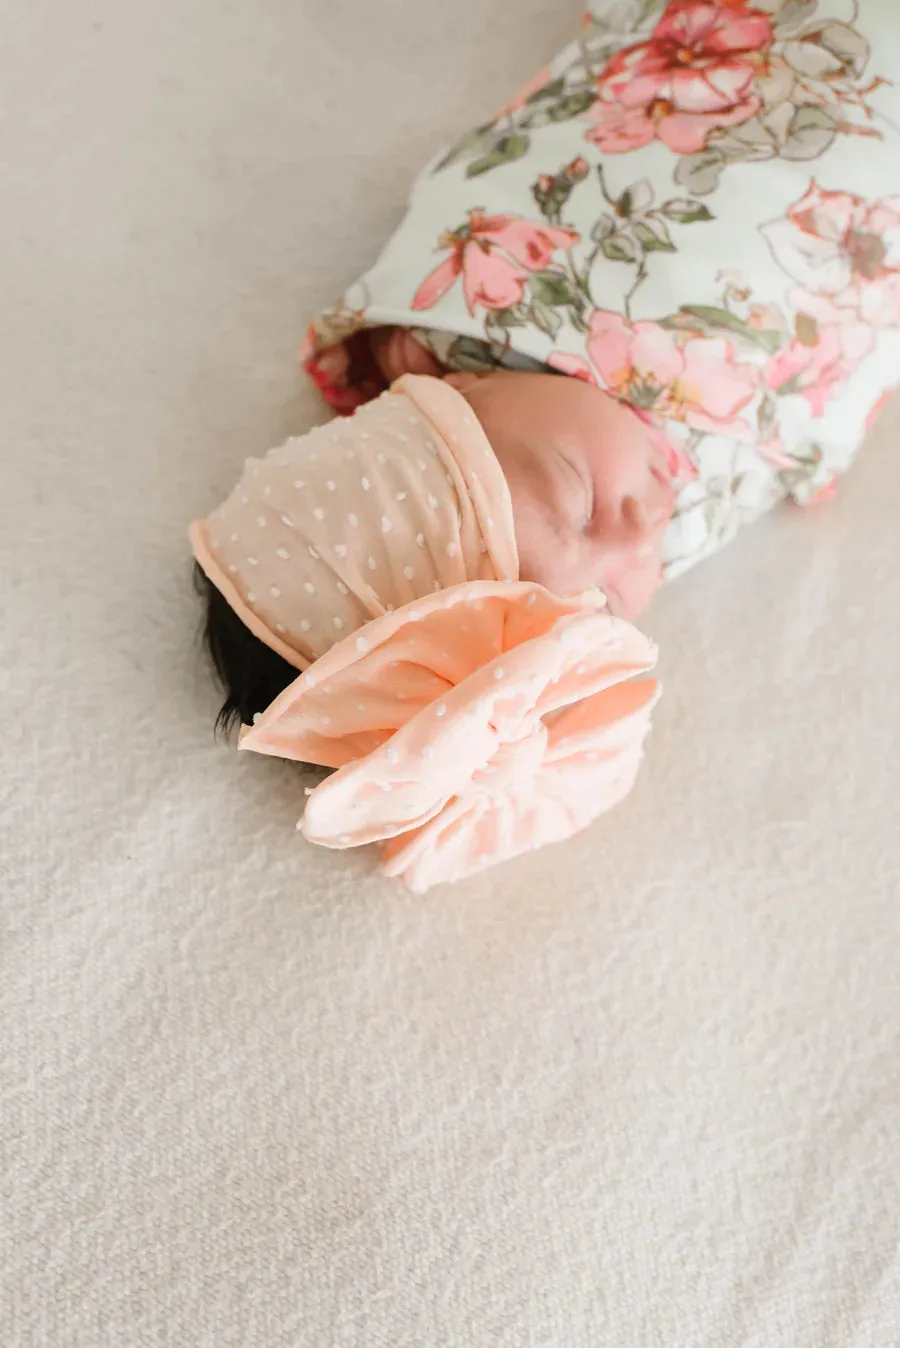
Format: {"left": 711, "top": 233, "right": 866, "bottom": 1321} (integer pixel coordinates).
{"left": 304, "top": 0, "right": 900, "bottom": 579}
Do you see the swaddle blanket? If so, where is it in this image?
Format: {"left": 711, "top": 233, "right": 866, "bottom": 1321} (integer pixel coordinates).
{"left": 304, "top": 0, "right": 900, "bottom": 578}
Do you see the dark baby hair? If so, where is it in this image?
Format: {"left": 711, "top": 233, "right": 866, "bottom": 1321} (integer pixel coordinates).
{"left": 195, "top": 563, "right": 297, "bottom": 734}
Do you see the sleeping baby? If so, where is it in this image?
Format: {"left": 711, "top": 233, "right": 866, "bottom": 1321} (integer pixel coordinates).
{"left": 192, "top": 0, "right": 900, "bottom": 891}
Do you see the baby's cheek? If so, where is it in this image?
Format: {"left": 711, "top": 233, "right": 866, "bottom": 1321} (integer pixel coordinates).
{"left": 604, "top": 553, "right": 664, "bottom": 619}
{"left": 512, "top": 504, "right": 585, "bottom": 591}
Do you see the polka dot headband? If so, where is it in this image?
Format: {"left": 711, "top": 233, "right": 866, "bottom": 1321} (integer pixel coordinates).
{"left": 190, "top": 375, "right": 520, "bottom": 672}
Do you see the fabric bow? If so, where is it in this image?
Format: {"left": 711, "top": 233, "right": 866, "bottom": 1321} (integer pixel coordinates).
{"left": 240, "top": 580, "right": 659, "bottom": 892}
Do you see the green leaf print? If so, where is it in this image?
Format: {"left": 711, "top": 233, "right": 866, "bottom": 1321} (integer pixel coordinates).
{"left": 600, "top": 233, "right": 641, "bottom": 264}
{"left": 661, "top": 198, "right": 714, "bottom": 224}
{"left": 590, "top": 214, "right": 617, "bottom": 243}
{"left": 531, "top": 302, "right": 563, "bottom": 340}
{"left": 635, "top": 0, "right": 669, "bottom": 26}
{"left": 633, "top": 219, "right": 675, "bottom": 253}
{"left": 446, "top": 336, "right": 498, "bottom": 373}
{"left": 466, "top": 133, "right": 530, "bottom": 178}
{"left": 434, "top": 122, "right": 495, "bottom": 173}
{"left": 674, "top": 306, "right": 783, "bottom": 354}
{"left": 773, "top": 0, "right": 819, "bottom": 33}
{"left": 530, "top": 272, "right": 577, "bottom": 306}
{"left": 493, "top": 303, "right": 531, "bottom": 329}
{"left": 525, "top": 77, "right": 565, "bottom": 104}
{"left": 617, "top": 180, "right": 654, "bottom": 218}
{"left": 674, "top": 149, "right": 726, "bottom": 198}
{"left": 532, "top": 176, "right": 575, "bottom": 223}
{"left": 816, "top": 21, "right": 869, "bottom": 78}
{"left": 521, "top": 90, "right": 596, "bottom": 129}
{"left": 780, "top": 105, "right": 838, "bottom": 162}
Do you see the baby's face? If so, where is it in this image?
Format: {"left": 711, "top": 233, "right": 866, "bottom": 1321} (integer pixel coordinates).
{"left": 447, "top": 371, "right": 674, "bottom": 618}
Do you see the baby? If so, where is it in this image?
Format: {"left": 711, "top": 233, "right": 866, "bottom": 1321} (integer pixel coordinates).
{"left": 193, "top": 0, "right": 900, "bottom": 890}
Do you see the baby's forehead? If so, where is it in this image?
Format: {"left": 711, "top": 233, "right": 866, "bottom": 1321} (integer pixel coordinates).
{"left": 471, "top": 369, "right": 639, "bottom": 448}
{"left": 477, "top": 368, "right": 612, "bottom": 420}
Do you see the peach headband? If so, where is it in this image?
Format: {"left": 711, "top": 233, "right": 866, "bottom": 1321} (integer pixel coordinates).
{"left": 191, "top": 376, "right": 659, "bottom": 890}
{"left": 191, "top": 376, "right": 519, "bottom": 669}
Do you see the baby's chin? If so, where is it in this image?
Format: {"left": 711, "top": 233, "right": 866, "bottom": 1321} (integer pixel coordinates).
{"left": 601, "top": 556, "right": 665, "bottom": 620}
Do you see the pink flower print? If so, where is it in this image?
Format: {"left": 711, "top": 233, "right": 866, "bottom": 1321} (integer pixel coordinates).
{"left": 763, "top": 312, "right": 874, "bottom": 417}
{"left": 548, "top": 352, "right": 597, "bottom": 382}
{"left": 804, "top": 479, "right": 839, "bottom": 506}
{"left": 587, "top": 104, "right": 675, "bottom": 156}
{"left": 412, "top": 243, "right": 527, "bottom": 314}
{"left": 566, "top": 156, "right": 590, "bottom": 182}
{"left": 586, "top": 0, "right": 772, "bottom": 157}
{"left": 754, "top": 434, "right": 797, "bottom": 472}
{"left": 584, "top": 310, "right": 758, "bottom": 477}
{"left": 747, "top": 302, "right": 787, "bottom": 334}
{"left": 764, "top": 327, "right": 844, "bottom": 417}
{"left": 866, "top": 387, "right": 898, "bottom": 433}
{"left": 487, "top": 217, "right": 581, "bottom": 271}
{"left": 302, "top": 326, "right": 367, "bottom": 415}
{"left": 412, "top": 214, "right": 580, "bottom": 316}
{"left": 762, "top": 182, "right": 900, "bottom": 328}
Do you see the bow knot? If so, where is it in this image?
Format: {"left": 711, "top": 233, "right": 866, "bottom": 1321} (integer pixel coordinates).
{"left": 472, "top": 723, "right": 548, "bottom": 797}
